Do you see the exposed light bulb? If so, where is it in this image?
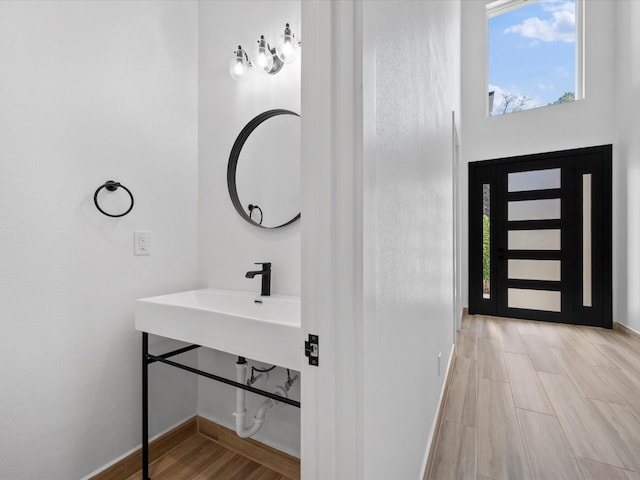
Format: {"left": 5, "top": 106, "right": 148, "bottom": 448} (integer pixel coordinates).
{"left": 229, "top": 45, "right": 251, "bottom": 81}
{"left": 281, "top": 42, "right": 293, "bottom": 57}
{"left": 256, "top": 52, "right": 268, "bottom": 68}
{"left": 233, "top": 62, "right": 245, "bottom": 76}
{"left": 276, "top": 23, "right": 299, "bottom": 64}
{"left": 251, "top": 35, "right": 274, "bottom": 74}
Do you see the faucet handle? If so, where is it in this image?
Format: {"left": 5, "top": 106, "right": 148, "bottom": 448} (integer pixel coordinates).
{"left": 254, "top": 262, "right": 271, "bottom": 270}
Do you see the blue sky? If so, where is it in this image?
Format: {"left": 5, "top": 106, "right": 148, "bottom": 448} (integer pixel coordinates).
{"left": 489, "top": 0, "right": 576, "bottom": 114}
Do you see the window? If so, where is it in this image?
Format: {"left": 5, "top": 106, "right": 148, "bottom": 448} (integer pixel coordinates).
{"left": 482, "top": 184, "right": 490, "bottom": 298}
{"left": 487, "top": 0, "right": 583, "bottom": 116}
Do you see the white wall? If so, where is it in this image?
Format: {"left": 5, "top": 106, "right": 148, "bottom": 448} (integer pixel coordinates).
{"left": 460, "top": 0, "right": 617, "bottom": 308}
{"left": 198, "top": 0, "right": 301, "bottom": 297}
{"left": 197, "top": 0, "right": 301, "bottom": 456}
{"left": 0, "top": 2, "right": 200, "bottom": 479}
{"left": 362, "top": 1, "right": 460, "bottom": 478}
{"left": 614, "top": 0, "right": 640, "bottom": 333}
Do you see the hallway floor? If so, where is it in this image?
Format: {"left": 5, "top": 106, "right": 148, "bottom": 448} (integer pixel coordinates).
{"left": 428, "top": 314, "right": 640, "bottom": 479}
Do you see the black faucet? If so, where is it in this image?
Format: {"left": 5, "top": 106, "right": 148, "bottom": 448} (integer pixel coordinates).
{"left": 245, "top": 262, "right": 271, "bottom": 296}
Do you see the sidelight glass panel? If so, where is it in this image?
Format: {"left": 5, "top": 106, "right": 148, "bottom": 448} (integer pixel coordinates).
{"left": 508, "top": 168, "right": 561, "bottom": 192}
{"left": 509, "top": 260, "right": 561, "bottom": 281}
{"left": 483, "top": 184, "right": 491, "bottom": 298}
{"left": 508, "top": 229, "right": 561, "bottom": 250}
{"left": 583, "top": 174, "right": 592, "bottom": 307}
{"left": 509, "top": 199, "right": 561, "bottom": 221}
{"left": 508, "top": 288, "right": 561, "bottom": 312}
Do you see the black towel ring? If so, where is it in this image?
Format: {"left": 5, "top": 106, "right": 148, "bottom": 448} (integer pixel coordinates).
{"left": 94, "top": 180, "right": 134, "bottom": 218}
{"left": 248, "top": 204, "right": 263, "bottom": 225}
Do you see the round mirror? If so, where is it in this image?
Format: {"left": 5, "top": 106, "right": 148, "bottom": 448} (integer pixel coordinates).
{"left": 228, "top": 109, "right": 301, "bottom": 229}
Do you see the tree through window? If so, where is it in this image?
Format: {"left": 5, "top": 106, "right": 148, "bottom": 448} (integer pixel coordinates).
{"left": 487, "top": 0, "right": 582, "bottom": 116}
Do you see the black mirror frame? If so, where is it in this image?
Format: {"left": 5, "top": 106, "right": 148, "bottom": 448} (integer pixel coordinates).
{"left": 227, "top": 109, "right": 301, "bottom": 229}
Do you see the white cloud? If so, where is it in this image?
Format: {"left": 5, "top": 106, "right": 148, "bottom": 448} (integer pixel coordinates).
{"left": 554, "top": 66, "right": 569, "bottom": 77}
{"left": 504, "top": 1, "right": 575, "bottom": 43}
{"left": 535, "top": 82, "right": 556, "bottom": 91}
{"left": 541, "top": 1, "right": 574, "bottom": 13}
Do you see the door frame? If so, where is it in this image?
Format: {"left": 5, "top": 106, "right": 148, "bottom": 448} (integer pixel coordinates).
{"left": 301, "top": 1, "right": 366, "bottom": 478}
{"left": 468, "top": 145, "right": 612, "bottom": 328}
{"left": 453, "top": 113, "right": 463, "bottom": 333}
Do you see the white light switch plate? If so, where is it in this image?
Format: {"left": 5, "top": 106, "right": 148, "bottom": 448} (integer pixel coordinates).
{"left": 134, "top": 231, "right": 150, "bottom": 255}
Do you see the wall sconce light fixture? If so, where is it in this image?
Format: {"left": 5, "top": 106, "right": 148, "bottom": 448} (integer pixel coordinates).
{"left": 230, "top": 23, "right": 300, "bottom": 81}
{"left": 229, "top": 45, "right": 251, "bottom": 81}
{"left": 275, "top": 23, "right": 299, "bottom": 64}
{"left": 252, "top": 35, "right": 283, "bottom": 75}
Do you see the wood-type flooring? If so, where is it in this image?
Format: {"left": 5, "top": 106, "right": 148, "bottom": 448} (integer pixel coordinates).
{"left": 125, "top": 432, "right": 292, "bottom": 480}
{"left": 428, "top": 314, "right": 640, "bottom": 480}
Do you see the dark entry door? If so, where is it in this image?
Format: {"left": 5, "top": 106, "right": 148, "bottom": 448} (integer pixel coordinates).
{"left": 469, "top": 145, "right": 612, "bottom": 328}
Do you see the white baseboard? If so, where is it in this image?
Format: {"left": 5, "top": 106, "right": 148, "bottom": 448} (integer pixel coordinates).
{"left": 419, "top": 343, "right": 456, "bottom": 480}
{"left": 614, "top": 321, "right": 640, "bottom": 337}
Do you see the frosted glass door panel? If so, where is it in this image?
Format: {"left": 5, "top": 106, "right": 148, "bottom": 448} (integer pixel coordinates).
{"left": 508, "top": 288, "right": 561, "bottom": 312}
{"left": 583, "top": 174, "right": 592, "bottom": 307}
{"left": 509, "top": 260, "right": 561, "bottom": 281}
{"left": 508, "top": 169, "right": 561, "bottom": 192}
{"left": 508, "top": 199, "right": 561, "bottom": 221}
{"left": 508, "top": 230, "right": 561, "bottom": 250}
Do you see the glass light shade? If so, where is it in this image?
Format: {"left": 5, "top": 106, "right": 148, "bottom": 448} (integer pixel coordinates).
{"left": 229, "top": 46, "right": 251, "bottom": 81}
{"left": 251, "top": 36, "right": 274, "bottom": 74}
{"left": 276, "top": 23, "right": 299, "bottom": 64}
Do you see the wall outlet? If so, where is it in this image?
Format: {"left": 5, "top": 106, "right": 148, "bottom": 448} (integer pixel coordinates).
{"left": 134, "top": 231, "right": 150, "bottom": 256}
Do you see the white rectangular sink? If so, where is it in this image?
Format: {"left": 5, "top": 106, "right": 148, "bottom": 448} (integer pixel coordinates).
{"left": 135, "top": 289, "right": 301, "bottom": 370}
